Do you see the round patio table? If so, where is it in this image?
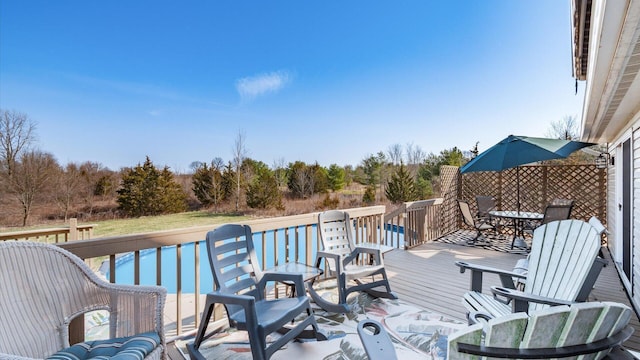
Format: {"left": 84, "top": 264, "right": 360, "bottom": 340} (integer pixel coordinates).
{"left": 489, "top": 210, "right": 543, "bottom": 250}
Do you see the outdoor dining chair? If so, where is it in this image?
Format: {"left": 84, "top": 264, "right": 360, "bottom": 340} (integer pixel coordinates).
{"left": 307, "top": 210, "right": 397, "bottom": 314}
{"left": 475, "top": 195, "right": 497, "bottom": 222}
{"left": 458, "top": 199, "right": 496, "bottom": 245}
{"left": 188, "top": 224, "right": 323, "bottom": 360}
{"left": 522, "top": 202, "right": 573, "bottom": 235}
{"left": 0, "top": 241, "right": 166, "bottom": 360}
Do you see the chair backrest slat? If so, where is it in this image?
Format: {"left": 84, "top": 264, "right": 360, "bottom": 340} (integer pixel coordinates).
{"left": 206, "top": 224, "right": 263, "bottom": 298}
{"left": 213, "top": 239, "right": 248, "bottom": 255}
{"left": 217, "top": 251, "right": 252, "bottom": 270}
{"left": 319, "top": 211, "right": 356, "bottom": 251}
{"left": 319, "top": 211, "right": 359, "bottom": 273}
{"left": 526, "top": 219, "right": 600, "bottom": 312}
{"left": 221, "top": 264, "right": 256, "bottom": 284}
{"left": 449, "top": 302, "right": 633, "bottom": 360}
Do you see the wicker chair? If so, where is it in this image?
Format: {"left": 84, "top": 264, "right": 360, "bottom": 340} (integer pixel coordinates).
{"left": 0, "top": 241, "right": 166, "bottom": 360}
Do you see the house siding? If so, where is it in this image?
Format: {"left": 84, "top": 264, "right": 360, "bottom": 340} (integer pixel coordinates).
{"left": 634, "top": 129, "right": 640, "bottom": 305}
{"left": 608, "top": 155, "right": 617, "bottom": 257}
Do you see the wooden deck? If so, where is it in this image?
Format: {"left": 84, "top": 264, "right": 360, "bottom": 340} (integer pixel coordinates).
{"left": 167, "top": 239, "right": 640, "bottom": 358}
{"left": 384, "top": 240, "right": 640, "bottom": 352}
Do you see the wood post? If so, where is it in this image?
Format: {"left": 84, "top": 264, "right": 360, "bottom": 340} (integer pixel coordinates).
{"left": 69, "top": 218, "right": 77, "bottom": 241}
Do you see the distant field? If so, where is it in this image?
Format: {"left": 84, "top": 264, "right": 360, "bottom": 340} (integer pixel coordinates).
{"left": 0, "top": 211, "right": 249, "bottom": 238}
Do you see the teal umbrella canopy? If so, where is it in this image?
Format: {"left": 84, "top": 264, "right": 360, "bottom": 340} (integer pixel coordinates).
{"left": 460, "top": 135, "right": 595, "bottom": 174}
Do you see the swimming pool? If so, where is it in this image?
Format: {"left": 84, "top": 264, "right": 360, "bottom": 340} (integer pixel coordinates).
{"left": 108, "top": 225, "right": 404, "bottom": 293}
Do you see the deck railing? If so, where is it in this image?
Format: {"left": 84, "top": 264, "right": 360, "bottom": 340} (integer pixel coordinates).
{"left": 384, "top": 198, "right": 444, "bottom": 249}
{"left": 47, "top": 201, "right": 449, "bottom": 342}
{"left": 0, "top": 218, "right": 94, "bottom": 242}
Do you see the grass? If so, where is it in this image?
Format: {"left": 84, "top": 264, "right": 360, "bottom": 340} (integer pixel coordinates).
{"left": 0, "top": 211, "right": 249, "bottom": 238}
{"left": 91, "top": 211, "right": 249, "bottom": 237}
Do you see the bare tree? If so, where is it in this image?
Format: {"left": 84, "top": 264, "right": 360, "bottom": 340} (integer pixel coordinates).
{"left": 547, "top": 115, "right": 579, "bottom": 140}
{"left": 387, "top": 143, "right": 403, "bottom": 165}
{"left": 405, "top": 142, "right": 426, "bottom": 165}
{"left": 7, "top": 150, "right": 59, "bottom": 226}
{"left": 0, "top": 109, "right": 37, "bottom": 176}
{"left": 232, "top": 130, "right": 247, "bottom": 212}
{"left": 272, "top": 157, "right": 287, "bottom": 188}
{"left": 211, "top": 157, "right": 224, "bottom": 171}
{"left": 54, "top": 162, "right": 82, "bottom": 221}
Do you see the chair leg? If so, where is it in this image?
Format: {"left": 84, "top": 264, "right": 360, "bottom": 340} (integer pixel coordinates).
{"left": 246, "top": 315, "right": 268, "bottom": 360}
{"left": 307, "top": 278, "right": 352, "bottom": 313}
{"left": 187, "top": 296, "right": 217, "bottom": 360}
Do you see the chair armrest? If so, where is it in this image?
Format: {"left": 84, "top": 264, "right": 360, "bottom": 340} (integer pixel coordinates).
{"left": 457, "top": 325, "right": 634, "bottom": 359}
{"left": 97, "top": 282, "right": 167, "bottom": 339}
{"left": 261, "top": 272, "right": 306, "bottom": 297}
{"left": 207, "top": 290, "right": 256, "bottom": 307}
{"left": 315, "top": 250, "right": 343, "bottom": 274}
{"left": 455, "top": 261, "right": 524, "bottom": 292}
{"left": 467, "top": 310, "right": 495, "bottom": 324}
{"left": 491, "top": 286, "right": 574, "bottom": 313}
{"left": 352, "top": 246, "right": 383, "bottom": 265}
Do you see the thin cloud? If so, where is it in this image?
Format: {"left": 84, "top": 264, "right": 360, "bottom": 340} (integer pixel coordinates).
{"left": 235, "top": 70, "right": 292, "bottom": 101}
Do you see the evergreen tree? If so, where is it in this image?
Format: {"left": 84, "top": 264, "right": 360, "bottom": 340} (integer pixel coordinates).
{"left": 117, "top": 156, "right": 187, "bottom": 217}
{"left": 362, "top": 185, "right": 376, "bottom": 204}
{"left": 327, "top": 164, "right": 346, "bottom": 191}
{"left": 220, "top": 162, "right": 236, "bottom": 202}
{"left": 192, "top": 162, "right": 224, "bottom": 208}
{"left": 385, "top": 163, "right": 418, "bottom": 203}
{"left": 310, "top": 163, "right": 329, "bottom": 194}
{"left": 246, "top": 167, "right": 283, "bottom": 209}
{"left": 414, "top": 165, "right": 434, "bottom": 199}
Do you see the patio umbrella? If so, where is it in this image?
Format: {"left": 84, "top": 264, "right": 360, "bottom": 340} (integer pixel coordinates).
{"left": 460, "top": 135, "right": 595, "bottom": 210}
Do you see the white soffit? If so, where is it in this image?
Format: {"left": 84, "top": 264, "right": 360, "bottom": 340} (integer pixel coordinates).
{"left": 583, "top": 0, "right": 640, "bottom": 142}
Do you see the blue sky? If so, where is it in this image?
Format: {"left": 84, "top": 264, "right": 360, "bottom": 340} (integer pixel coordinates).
{"left": 0, "top": 1, "right": 584, "bottom": 172}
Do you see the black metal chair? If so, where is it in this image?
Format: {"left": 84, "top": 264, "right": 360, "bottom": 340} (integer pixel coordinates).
{"left": 523, "top": 203, "right": 573, "bottom": 234}
{"left": 458, "top": 199, "right": 496, "bottom": 245}
{"left": 188, "top": 224, "right": 323, "bottom": 360}
{"left": 475, "top": 195, "right": 497, "bottom": 222}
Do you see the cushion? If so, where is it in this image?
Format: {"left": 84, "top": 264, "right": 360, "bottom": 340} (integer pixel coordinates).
{"left": 48, "top": 332, "right": 160, "bottom": 360}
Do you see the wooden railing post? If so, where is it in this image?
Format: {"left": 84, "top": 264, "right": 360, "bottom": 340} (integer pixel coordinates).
{"left": 69, "top": 218, "right": 78, "bottom": 241}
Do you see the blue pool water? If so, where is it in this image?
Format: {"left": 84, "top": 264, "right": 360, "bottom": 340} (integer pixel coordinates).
{"left": 109, "top": 225, "right": 404, "bottom": 293}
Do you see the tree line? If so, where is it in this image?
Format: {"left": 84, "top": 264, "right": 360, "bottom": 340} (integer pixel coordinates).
{"left": 0, "top": 109, "right": 471, "bottom": 226}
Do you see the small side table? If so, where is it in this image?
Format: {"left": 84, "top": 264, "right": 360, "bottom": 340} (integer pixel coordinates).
{"left": 264, "top": 262, "right": 323, "bottom": 297}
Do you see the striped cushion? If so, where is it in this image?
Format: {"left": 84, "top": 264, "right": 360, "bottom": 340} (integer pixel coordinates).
{"left": 48, "top": 332, "right": 160, "bottom": 360}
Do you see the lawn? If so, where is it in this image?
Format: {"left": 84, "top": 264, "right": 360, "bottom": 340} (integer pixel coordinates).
{"left": 0, "top": 211, "right": 249, "bottom": 238}
{"left": 91, "top": 211, "right": 249, "bottom": 237}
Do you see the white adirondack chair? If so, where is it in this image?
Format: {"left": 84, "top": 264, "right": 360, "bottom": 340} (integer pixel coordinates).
{"left": 456, "top": 219, "right": 603, "bottom": 320}
{"left": 512, "top": 215, "right": 608, "bottom": 290}
{"left": 448, "top": 302, "right": 634, "bottom": 360}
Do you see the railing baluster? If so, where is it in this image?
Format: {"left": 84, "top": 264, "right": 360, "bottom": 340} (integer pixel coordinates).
{"left": 194, "top": 241, "right": 200, "bottom": 329}
{"left": 109, "top": 254, "right": 116, "bottom": 283}
{"left": 134, "top": 250, "right": 140, "bottom": 285}
{"left": 176, "top": 244, "right": 182, "bottom": 335}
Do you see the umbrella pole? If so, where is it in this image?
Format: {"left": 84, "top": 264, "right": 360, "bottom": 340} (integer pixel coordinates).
{"left": 517, "top": 167, "right": 520, "bottom": 212}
